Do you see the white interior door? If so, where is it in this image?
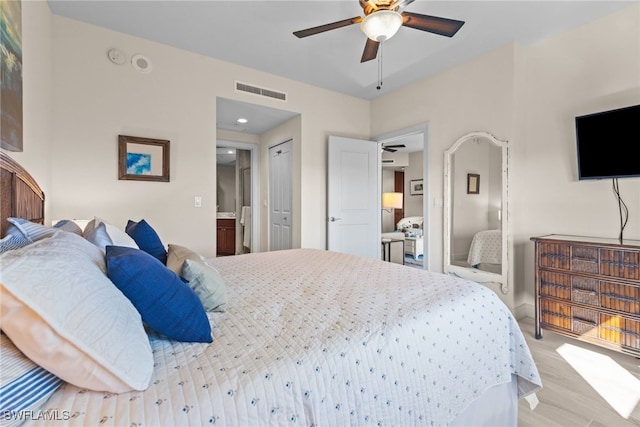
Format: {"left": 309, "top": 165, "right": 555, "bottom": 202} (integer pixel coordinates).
{"left": 328, "top": 136, "right": 380, "bottom": 258}
{"left": 269, "top": 140, "right": 292, "bottom": 251}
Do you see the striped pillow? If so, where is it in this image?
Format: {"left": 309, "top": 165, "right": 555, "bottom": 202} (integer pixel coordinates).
{"left": 0, "top": 333, "right": 62, "bottom": 427}
{"left": 6, "top": 218, "right": 55, "bottom": 242}
{"left": 0, "top": 233, "right": 31, "bottom": 254}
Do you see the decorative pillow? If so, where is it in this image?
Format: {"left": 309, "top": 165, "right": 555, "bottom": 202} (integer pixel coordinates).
{"left": 125, "top": 219, "right": 167, "bottom": 264}
{"left": 0, "top": 333, "right": 63, "bottom": 427}
{"left": 397, "top": 216, "right": 424, "bottom": 231}
{"left": 166, "top": 243, "right": 203, "bottom": 270}
{"left": 82, "top": 217, "right": 138, "bottom": 249}
{"left": 84, "top": 222, "right": 113, "bottom": 253}
{"left": 106, "top": 246, "right": 212, "bottom": 343}
{"left": 52, "top": 219, "right": 83, "bottom": 235}
{"left": 182, "top": 259, "right": 228, "bottom": 312}
{"left": 6, "top": 217, "right": 55, "bottom": 242}
{"left": 167, "top": 244, "right": 227, "bottom": 312}
{"left": 0, "top": 233, "right": 31, "bottom": 254}
{"left": 0, "top": 231, "right": 154, "bottom": 393}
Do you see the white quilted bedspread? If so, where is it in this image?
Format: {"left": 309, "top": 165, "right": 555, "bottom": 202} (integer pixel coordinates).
{"left": 31, "top": 249, "right": 540, "bottom": 426}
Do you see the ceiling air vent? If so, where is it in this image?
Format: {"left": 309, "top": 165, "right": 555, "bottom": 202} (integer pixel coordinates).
{"left": 235, "top": 81, "right": 287, "bottom": 101}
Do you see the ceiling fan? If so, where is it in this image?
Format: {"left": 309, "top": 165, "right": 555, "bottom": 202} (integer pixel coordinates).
{"left": 293, "top": 0, "right": 465, "bottom": 63}
{"left": 382, "top": 143, "right": 406, "bottom": 153}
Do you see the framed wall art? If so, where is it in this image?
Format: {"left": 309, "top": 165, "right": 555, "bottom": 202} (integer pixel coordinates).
{"left": 409, "top": 179, "right": 424, "bottom": 196}
{"left": 118, "top": 135, "right": 170, "bottom": 182}
{"left": 0, "top": 0, "right": 23, "bottom": 152}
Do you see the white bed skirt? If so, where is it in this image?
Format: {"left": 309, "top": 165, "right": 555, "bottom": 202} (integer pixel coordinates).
{"left": 451, "top": 374, "right": 518, "bottom": 426}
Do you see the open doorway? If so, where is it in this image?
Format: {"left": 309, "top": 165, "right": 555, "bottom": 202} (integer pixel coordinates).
{"left": 376, "top": 125, "right": 428, "bottom": 269}
{"left": 216, "top": 142, "right": 257, "bottom": 255}
{"left": 216, "top": 97, "right": 299, "bottom": 255}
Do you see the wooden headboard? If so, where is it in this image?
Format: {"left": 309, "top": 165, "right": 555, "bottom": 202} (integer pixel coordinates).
{"left": 0, "top": 152, "right": 45, "bottom": 237}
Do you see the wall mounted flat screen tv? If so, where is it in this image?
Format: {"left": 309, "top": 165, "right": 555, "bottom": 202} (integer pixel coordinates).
{"left": 575, "top": 104, "right": 640, "bottom": 180}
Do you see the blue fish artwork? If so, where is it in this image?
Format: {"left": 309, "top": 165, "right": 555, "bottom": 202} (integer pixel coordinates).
{"left": 127, "top": 153, "right": 152, "bottom": 175}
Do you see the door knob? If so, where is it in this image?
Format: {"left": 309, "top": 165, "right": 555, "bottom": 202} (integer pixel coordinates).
{"left": 329, "top": 217, "right": 342, "bottom": 222}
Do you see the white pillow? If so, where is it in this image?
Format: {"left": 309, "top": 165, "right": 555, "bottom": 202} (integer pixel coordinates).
{"left": 83, "top": 217, "right": 138, "bottom": 250}
{"left": 84, "top": 222, "right": 113, "bottom": 253}
{"left": 0, "top": 231, "right": 153, "bottom": 393}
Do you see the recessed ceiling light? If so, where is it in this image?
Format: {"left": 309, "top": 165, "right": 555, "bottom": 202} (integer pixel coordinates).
{"left": 236, "top": 118, "right": 248, "bottom": 124}
{"left": 227, "top": 150, "right": 234, "bottom": 154}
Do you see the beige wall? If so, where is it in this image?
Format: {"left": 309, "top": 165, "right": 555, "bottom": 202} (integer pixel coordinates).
{"left": 404, "top": 151, "right": 424, "bottom": 218}
{"left": 370, "top": 42, "right": 518, "bottom": 289}
{"left": 48, "top": 15, "right": 369, "bottom": 257}
{"left": 514, "top": 4, "right": 640, "bottom": 313}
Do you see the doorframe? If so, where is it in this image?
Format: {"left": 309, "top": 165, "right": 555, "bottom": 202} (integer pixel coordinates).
{"left": 216, "top": 139, "right": 260, "bottom": 253}
{"left": 373, "top": 123, "right": 429, "bottom": 269}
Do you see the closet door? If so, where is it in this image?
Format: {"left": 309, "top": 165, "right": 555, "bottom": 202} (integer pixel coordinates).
{"left": 269, "top": 140, "right": 292, "bottom": 251}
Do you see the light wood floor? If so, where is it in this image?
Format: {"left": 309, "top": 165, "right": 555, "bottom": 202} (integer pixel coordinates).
{"left": 517, "top": 317, "right": 640, "bottom": 427}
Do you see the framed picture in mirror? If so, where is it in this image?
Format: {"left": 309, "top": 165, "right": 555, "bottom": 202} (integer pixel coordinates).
{"left": 467, "top": 173, "right": 480, "bottom": 194}
{"left": 410, "top": 179, "right": 424, "bottom": 195}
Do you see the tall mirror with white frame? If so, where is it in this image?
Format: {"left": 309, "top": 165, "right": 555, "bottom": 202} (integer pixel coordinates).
{"left": 444, "top": 131, "right": 509, "bottom": 294}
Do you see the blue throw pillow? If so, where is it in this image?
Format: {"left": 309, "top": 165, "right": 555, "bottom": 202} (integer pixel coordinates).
{"left": 125, "top": 219, "right": 167, "bottom": 264}
{"left": 105, "top": 246, "right": 212, "bottom": 343}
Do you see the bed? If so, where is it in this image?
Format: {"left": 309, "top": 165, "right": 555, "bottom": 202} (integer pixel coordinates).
{"left": 467, "top": 229, "right": 502, "bottom": 273}
{"left": 0, "top": 153, "right": 541, "bottom": 426}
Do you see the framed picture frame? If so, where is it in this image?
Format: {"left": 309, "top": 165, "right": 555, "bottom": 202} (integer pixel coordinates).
{"left": 467, "top": 173, "right": 480, "bottom": 194}
{"left": 118, "top": 135, "right": 170, "bottom": 182}
{"left": 0, "top": 0, "right": 23, "bottom": 152}
{"left": 409, "top": 179, "right": 424, "bottom": 195}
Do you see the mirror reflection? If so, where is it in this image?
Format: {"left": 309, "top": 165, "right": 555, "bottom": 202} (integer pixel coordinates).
{"left": 450, "top": 139, "right": 502, "bottom": 274}
{"left": 444, "top": 131, "right": 508, "bottom": 294}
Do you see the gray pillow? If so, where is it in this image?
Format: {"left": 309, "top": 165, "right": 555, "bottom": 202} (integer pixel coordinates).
{"left": 167, "top": 244, "right": 227, "bottom": 312}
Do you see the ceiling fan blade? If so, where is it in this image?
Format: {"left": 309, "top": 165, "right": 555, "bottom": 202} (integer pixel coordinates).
{"left": 361, "top": 38, "right": 380, "bottom": 63}
{"left": 391, "top": 0, "right": 415, "bottom": 10}
{"left": 294, "top": 16, "right": 363, "bottom": 38}
{"left": 401, "top": 12, "right": 465, "bottom": 37}
{"left": 383, "top": 147, "right": 398, "bottom": 153}
{"left": 383, "top": 144, "right": 406, "bottom": 148}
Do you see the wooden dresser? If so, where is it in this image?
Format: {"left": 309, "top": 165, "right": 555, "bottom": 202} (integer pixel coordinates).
{"left": 531, "top": 234, "right": 640, "bottom": 356}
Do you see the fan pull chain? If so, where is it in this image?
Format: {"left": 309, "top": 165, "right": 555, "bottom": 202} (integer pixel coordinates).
{"left": 377, "top": 44, "right": 383, "bottom": 90}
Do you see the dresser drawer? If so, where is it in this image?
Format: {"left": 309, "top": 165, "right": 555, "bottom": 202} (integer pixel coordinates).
{"left": 538, "top": 243, "right": 570, "bottom": 270}
{"left": 539, "top": 270, "right": 571, "bottom": 300}
{"left": 599, "top": 249, "right": 640, "bottom": 280}
{"left": 600, "top": 314, "right": 640, "bottom": 351}
{"left": 600, "top": 281, "right": 640, "bottom": 315}
{"left": 572, "top": 306, "right": 598, "bottom": 338}
{"left": 539, "top": 298, "right": 571, "bottom": 331}
{"left": 571, "top": 276, "right": 599, "bottom": 307}
{"left": 571, "top": 246, "right": 599, "bottom": 274}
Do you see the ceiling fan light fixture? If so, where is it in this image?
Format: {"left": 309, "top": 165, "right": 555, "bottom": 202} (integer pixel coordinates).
{"left": 361, "top": 10, "right": 403, "bottom": 42}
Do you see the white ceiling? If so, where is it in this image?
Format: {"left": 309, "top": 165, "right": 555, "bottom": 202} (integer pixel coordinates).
{"left": 47, "top": 1, "right": 634, "bottom": 143}
{"left": 48, "top": 1, "right": 632, "bottom": 100}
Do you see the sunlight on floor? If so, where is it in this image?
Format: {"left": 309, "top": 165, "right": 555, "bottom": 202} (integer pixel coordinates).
{"left": 556, "top": 343, "right": 640, "bottom": 418}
